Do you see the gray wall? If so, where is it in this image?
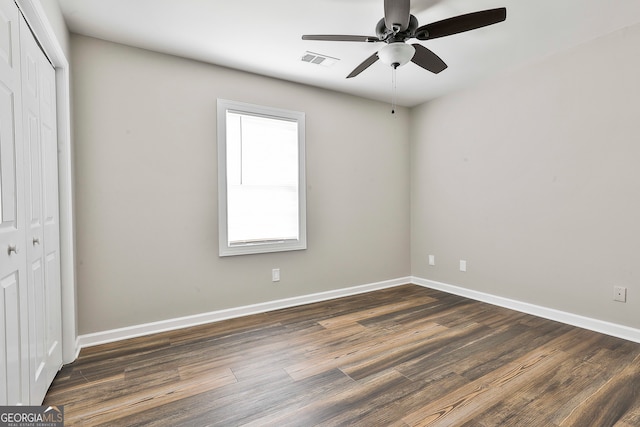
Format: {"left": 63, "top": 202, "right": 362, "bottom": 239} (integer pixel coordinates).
{"left": 71, "top": 35, "right": 411, "bottom": 334}
{"left": 72, "top": 20, "right": 640, "bottom": 336}
{"left": 411, "top": 23, "right": 640, "bottom": 329}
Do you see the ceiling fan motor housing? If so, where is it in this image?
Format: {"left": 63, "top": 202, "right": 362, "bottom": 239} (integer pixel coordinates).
{"left": 376, "top": 15, "right": 419, "bottom": 42}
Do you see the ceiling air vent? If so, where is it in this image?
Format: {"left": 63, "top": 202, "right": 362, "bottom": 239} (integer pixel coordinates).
{"left": 301, "top": 51, "right": 339, "bottom": 67}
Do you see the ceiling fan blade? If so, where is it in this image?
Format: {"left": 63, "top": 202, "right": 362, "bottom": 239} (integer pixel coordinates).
{"left": 384, "top": 0, "right": 410, "bottom": 32}
{"left": 414, "top": 8, "right": 506, "bottom": 40}
{"left": 302, "top": 35, "right": 379, "bottom": 42}
{"left": 410, "top": 44, "right": 447, "bottom": 74}
{"left": 347, "top": 52, "right": 380, "bottom": 78}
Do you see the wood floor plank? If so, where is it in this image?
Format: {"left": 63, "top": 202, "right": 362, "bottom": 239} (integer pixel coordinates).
{"left": 340, "top": 322, "right": 476, "bottom": 381}
{"left": 465, "top": 397, "right": 560, "bottom": 427}
{"left": 44, "top": 284, "right": 640, "bottom": 426}
{"left": 472, "top": 355, "right": 605, "bottom": 426}
{"left": 285, "top": 321, "right": 447, "bottom": 381}
{"left": 457, "top": 321, "right": 574, "bottom": 382}
{"left": 401, "top": 346, "right": 567, "bottom": 426}
{"left": 317, "top": 296, "right": 437, "bottom": 329}
{"left": 352, "top": 371, "right": 472, "bottom": 427}
{"left": 559, "top": 352, "right": 640, "bottom": 426}
{"left": 242, "top": 369, "right": 414, "bottom": 427}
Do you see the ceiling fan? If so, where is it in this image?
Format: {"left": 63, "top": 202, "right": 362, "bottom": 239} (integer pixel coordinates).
{"left": 302, "top": 0, "right": 506, "bottom": 78}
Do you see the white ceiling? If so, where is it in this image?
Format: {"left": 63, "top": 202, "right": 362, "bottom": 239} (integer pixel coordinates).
{"left": 57, "top": 0, "right": 640, "bottom": 107}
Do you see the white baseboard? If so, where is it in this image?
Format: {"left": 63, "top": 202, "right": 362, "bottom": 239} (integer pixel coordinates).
{"left": 77, "top": 276, "right": 412, "bottom": 349}
{"left": 78, "top": 275, "right": 640, "bottom": 351}
{"left": 412, "top": 276, "right": 640, "bottom": 344}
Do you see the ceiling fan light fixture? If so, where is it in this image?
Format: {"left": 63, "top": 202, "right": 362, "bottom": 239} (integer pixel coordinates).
{"left": 377, "top": 42, "right": 415, "bottom": 68}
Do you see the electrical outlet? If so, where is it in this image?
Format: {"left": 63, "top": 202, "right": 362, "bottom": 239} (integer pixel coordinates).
{"left": 428, "top": 255, "right": 435, "bottom": 266}
{"left": 459, "top": 260, "right": 467, "bottom": 272}
{"left": 613, "top": 286, "right": 627, "bottom": 303}
{"left": 272, "top": 268, "right": 280, "bottom": 282}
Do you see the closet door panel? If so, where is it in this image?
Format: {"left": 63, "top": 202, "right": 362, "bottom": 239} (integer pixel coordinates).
{"left": 0, "top": 273, "right": 25, "bottom": 405}
{"left": 26, "top": 112, "right": 42, "bottom": 228}
{"left": 0, "top": 3, "right": 17, "bottom": 225}
{"left": 0, "top": 74, "right": 19, "bottom": 228}
{"left": 28, "top": 258, "right": 45, "bottom": 376}
{"left": 0, "top": 0, "right": 20, "bottom": 229}
{"left": 0, "top": 0, "right": 29, "bottom": 406}
{"left": 40, "top": 58, "right": 61, "bottom": 372}
{"left": 38, "top": 39, "right": 61, "bottom": 387}
{"left": 19, "top": 14, "right": 61, "bottom": 405}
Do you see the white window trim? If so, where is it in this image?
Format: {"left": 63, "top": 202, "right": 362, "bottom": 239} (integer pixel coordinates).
{"left": 217, "top": 99, "right": 307, "bottom": 256}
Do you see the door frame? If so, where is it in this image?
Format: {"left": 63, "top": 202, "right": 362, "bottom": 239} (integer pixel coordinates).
{"left": 15, "top": 0, "right": 77, "bottom": 364}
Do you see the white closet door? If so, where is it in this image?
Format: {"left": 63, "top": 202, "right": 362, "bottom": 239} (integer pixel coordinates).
{"left": 19, "top": 13, "right": 62, "bottom": 404}
{"left": 0, "top": 0, "right": 29, "bottom": 405}
{"left": 38, "top": 17, "right": 62, "bottom": 403}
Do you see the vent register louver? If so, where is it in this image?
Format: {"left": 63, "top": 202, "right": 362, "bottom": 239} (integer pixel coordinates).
{"left": 301, "top": 51, "right": 339, "bottom": 67}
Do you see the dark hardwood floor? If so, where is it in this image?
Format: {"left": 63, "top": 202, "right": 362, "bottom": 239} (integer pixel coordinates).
{"left": 44, "top": 284, "right": 640, "bottom": 426}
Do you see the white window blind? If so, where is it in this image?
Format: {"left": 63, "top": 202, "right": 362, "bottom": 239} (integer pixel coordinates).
{"left": 217, "top": 100, "right": 306, "bottom": 256}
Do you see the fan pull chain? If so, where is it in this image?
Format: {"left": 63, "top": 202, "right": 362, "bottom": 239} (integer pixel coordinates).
{"left": 391, "top": 65, "right": 397, "bottom": 114}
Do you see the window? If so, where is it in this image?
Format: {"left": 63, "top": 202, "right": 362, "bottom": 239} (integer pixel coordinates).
{"left": 217, "top": 99, "right": 306, "bottom": 256}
